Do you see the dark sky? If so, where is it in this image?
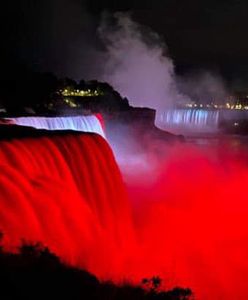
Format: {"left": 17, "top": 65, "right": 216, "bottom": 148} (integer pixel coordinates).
{"left": 1, "top": 0, "right": 248, "bottom": 87}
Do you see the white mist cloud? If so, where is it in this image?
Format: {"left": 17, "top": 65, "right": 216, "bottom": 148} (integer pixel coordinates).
{"left": 177, "top": 71, "right": 228, "bottom": 104}
{"left": 98, "top": 12, "right": 182, "bottom": 110}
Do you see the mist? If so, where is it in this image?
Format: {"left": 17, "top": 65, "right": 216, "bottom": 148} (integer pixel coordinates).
{"left": 177, "top": 70, "right": 228, "bottom": 104}
{"left": 97, "top": 12, "right": 182, "bottom": 110}
{"left": 116, "top": 131, "right": 248, "bottom": 300}
{"left": 4, "top": 0, "right": 230, "bottom": 112}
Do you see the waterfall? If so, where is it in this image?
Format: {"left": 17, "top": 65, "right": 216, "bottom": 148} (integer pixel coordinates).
{"left": 0, "top": 131, "right": 134, "bottom": 279}
{"left": 6, "top": 115, "right": 105, "bottom": 138}
{"left": 156, "top": 109, "right": 220, "bottom": 133}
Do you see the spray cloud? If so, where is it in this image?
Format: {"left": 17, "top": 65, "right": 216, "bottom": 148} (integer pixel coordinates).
{"left": 177, "top": 70, "right": 228, "bottom": 104}
{"left": 98, "top": 12, "right": 183, "bottom": 110}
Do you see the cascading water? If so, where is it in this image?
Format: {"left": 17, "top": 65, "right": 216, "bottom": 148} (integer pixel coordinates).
{"left": 0, "top": 131, "right": 135, "bottom": 280}
{"left": 6, "top": 115, "right": 105, "bottom": 138}
{"left": 156, "top": 109, "right": 220, "bottom": 134}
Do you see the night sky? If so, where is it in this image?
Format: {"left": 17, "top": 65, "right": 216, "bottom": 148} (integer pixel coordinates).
{"left": 1, "top": 0, "right": 248, "bottom": 90}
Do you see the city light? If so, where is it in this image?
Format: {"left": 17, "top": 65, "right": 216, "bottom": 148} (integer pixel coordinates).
{"left": 61, "top": 89, "right": 102, "bottom": 97}
{"left": 181, "top": 101, "right": 248, "bottom": 111}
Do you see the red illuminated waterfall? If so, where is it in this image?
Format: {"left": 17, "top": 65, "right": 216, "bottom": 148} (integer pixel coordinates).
{"left": 2, "top": 128, "right": 248, "bottom": 300}
{"left": 0, "top": 130, "right": 136, "bottom": 280}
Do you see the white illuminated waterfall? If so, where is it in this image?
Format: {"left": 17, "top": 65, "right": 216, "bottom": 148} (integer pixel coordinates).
{"left": 156, "top": 109, "right": 220, "bottom": 133}
{"left": 7, "top": 115, "right": 105, "bottom": 138}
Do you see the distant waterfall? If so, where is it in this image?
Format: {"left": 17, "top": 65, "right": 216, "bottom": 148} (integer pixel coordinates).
{"left": 6, "top": 115, "right": 105, "bottom": 138}
{"left": 156, "top": 109, "right": 220, "bottom": 133}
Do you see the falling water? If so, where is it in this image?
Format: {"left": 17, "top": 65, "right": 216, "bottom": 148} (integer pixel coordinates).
{"left": 0, "top": 131, "right": 135, "bottom": 280}
{"left": 7, "top": 115, "right": 105, "bottom": 138}
{"left": 156, "top": 109, "right": 220, "bottom": 133}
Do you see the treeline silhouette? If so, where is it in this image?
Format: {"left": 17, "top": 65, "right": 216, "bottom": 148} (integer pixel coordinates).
{"left": 0, "top": 70, "right": 129, "bottom": 115}
{"left": 0, "top": 234, "right": 192, "bottom": 300}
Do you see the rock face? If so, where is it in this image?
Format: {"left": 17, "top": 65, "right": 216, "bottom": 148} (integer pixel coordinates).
{"left": 104, "top": 106, "right": 182, "bottom": 145}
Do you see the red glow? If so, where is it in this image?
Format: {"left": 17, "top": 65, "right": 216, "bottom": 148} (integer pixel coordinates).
{"left": 0, "top": 132, "right": 136, "bottom": 280}
{"left": 125, "top": 139, "right": 248, "bottom": 300}
{"left": 1, "top": 132, "right": 248, "bottom": 299}
{"left": 95, "top": 113, "right": 105, "bottom": 132}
